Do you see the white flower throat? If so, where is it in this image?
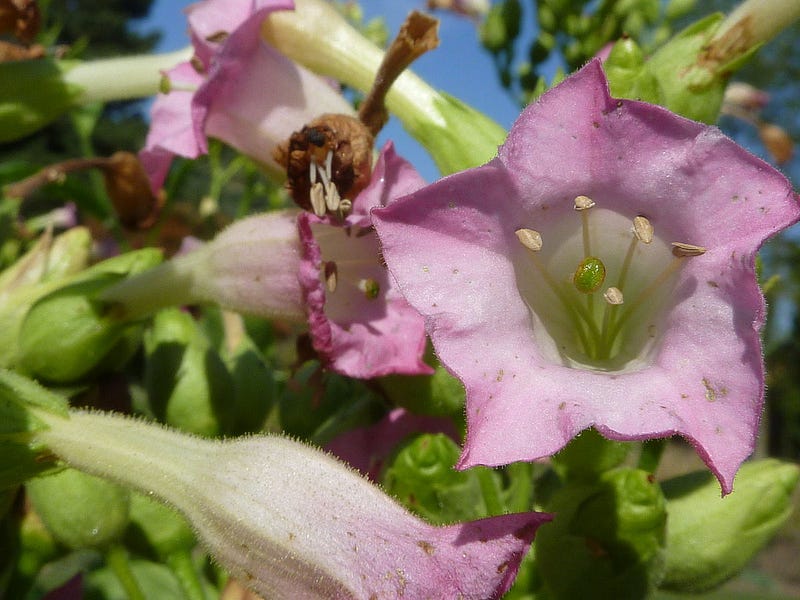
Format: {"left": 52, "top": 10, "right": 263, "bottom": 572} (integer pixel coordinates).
{"left": 515, "top": 196, "right": 705, "bottom": 372}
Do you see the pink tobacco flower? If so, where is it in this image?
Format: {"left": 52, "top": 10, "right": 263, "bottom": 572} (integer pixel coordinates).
{"left": 140, "top": 0, "right": 354, "bottom": 192}
{"left": 372, "top": 60, "right": 800, "bottom": 494}
{"left": 299, "top": 142, "right": 432, "bottom": 378}
{"left": 36, "top": 408, "right": 552, "bottom": 600}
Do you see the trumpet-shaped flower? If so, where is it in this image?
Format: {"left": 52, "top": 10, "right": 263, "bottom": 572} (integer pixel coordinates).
{"left": 104, "top": 143, "right": 429, "bottom": 379}
{"left": 298, "top": 142, "right": 432, "bottom": 377}
{"left": 372, "top": 60, "right": 800, "bottom": 493}
{"left": 34, "top": 408, "right": 551, "bottom": 599}
{"left": 140, "top": 0, "right": 354, "bottom": 192}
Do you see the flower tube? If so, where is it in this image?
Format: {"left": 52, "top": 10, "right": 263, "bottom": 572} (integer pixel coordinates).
{"left": 32, "top": 407, "right": 551, "bottom": 599}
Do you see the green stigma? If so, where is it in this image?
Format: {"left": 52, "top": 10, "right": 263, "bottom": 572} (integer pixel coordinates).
{"left": 573, "top": 257, "right": 606, "bottom": 294}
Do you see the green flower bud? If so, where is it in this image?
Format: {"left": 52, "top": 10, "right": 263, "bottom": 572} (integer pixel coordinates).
{"left": 0, "top": 227, "right": 91, "bottom": 299}
{"left": 480, "top": 0, "right": 522, "bottom": 51}
{"left": 15, "top": 248, "right": 162, "bottom": 382}
{"left": 0, "top": 228, "right": 92, "bottom": 369}
{"left": 382, "top": 433, "right": 503, "bottom": 524}
{"left": 537, "top": 468, "right": 667, "bottom": 598}
{"left": 659, "top": 459, "right": 800, "bottom": 592}
{"left": 0, "top": 59, "right": 82, "bottom": 144}
{"left": 144, "top": 308, "right": 234, "bottom": 437}
{"left": 26, "top": 468, "right": 130, "bottom": 550}
{"left": 223, "top": 330, "right": 276, "bottom": 435}
{"left": 126, "top": 493, "right": 196, "bottom": 560}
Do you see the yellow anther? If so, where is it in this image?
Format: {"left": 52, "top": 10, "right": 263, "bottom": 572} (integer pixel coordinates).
{"left": 603, "top": 287, "right": 624, "bottom": 305}
{"left": 324, "top": 261, "right": 338, "bottom": 293}
{"left": 632, "top": 216, "right": 654, "bottom": 244}
{"left": 671, "top": 242, "right": 706, "bottom": 257}
{"left": 573, "top": 195, "right": 596, "bottom": 211}
{"left": 515, "top": 228, "right": 543, "bottom": 252}
{"left": 310, "top": 182, "right": 327, "bottom": 217}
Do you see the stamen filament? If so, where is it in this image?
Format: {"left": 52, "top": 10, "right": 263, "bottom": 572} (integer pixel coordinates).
{"left": 604, "top": 255, "right": 687, "bottom": 351}
{"left": 517, "top": 231, "right": 599, "bottom": 356}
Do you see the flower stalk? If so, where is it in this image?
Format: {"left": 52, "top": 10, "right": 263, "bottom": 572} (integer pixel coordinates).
{"left": 262, "top": 0, "right": 506, "bottom": 173}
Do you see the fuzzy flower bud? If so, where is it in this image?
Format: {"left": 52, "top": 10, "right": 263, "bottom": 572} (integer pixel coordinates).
{"left": 101, "top": 210, "right": 305, "bottom": 322}
{"left": 660, "top": 459, "right": 800, "bottom": 592}
{"left": 32, "top": 406, "right": 551, "bottom": 599}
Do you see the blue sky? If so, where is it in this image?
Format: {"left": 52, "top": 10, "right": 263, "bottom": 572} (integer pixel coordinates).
{"left": 138, "top": 0, "right": 531, "bottom": 182}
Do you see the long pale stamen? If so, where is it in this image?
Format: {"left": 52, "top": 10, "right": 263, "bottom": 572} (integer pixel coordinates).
{"left": 599, "top": 287, "right": 624, "bottom": 356}
{"left": 574, "top": 196, "right": 596, "bottom": 317}
{"left": 606, "top": 243, "right": 706, "bottom": 348}
{"left": 516, "top": 228, "right": 596, "bottom": 355}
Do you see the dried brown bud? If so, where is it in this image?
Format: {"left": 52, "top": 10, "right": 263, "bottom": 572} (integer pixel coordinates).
{"left": 0, "top": 0, "right": 40, "bottom": 44}
{"left": 759, "top": 122, "right": 794, "bottom": 165}
{"left": 101, "top": 152, "right": 164, "bottom": 230}
{"left": 273, "top": 113, "right": 373, "bottom": 214}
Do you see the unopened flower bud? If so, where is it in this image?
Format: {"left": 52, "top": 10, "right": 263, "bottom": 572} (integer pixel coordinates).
{"left": 15, "top": 248, "right": 162, "bottom": 382}
{"left": 26, "top": 468, "right": 130, "bottom": 550}
{"left": 536, "top": 467, "right": 666, "bottom": 598}
{"left": 660, "top": 459, "right": 800, "bottom": 592}
{"left": 144, "top": 307, "right": 234, "bottom": 436}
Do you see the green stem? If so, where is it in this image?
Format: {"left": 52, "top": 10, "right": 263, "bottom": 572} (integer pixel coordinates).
{"left": 106, "top": 544, "right": 146, "bottom": 600}
{"left": 638, "top": 439, "right": 667, "bottom": 473}
{"left": 475, "top": 469, "right": 504, "bottom": 516}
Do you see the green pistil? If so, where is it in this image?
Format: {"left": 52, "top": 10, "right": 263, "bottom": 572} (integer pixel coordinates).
{"left": 573, "top": 257, "right": 606, "bottom": 294}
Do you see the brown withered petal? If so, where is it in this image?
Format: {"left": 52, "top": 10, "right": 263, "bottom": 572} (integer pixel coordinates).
{"left": 101, "top": 152, "right": 164, "bottom": 230}
{"left": 273, "top": 113, "right": 373, "bottom": 213}
{"left": 0, "top": 39, "right": 43, "bottom": 61}
{"left": 0, "top": 0, "right": 40, "bottom": 44}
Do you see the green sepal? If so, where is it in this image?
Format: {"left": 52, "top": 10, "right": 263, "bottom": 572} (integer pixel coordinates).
{"left": 26, "top": 468, "right": 130, "bottom": 550}
{"left": 125, "top": 493, "right": 196, "bottom": 561}
{"left": 407, "top": 92, "right": 507, "bottom": 175}
{"left": 144, "top": 308, "right": 234, "bottom": 437}
{"left": 278, "top": 360, "right": 385, "bottom": 446}
{"left": 15, "top": 248, "right": 162, "bottom": 383}
{"left": 536, "top": 467, "right": 667, "bottom": 599}
{"left": 0, "top": 369, "right": 70, "bottom": 488}
{"left": 0, "top": 58, "right": 83, "bottom": 143}
{"left": 381, "top": 433, "right": 506, "bottom": 524}
{"left": 659, "top": 459, "right": 800, "bottom": 593}
{"left": 551, "top": 428, "right": 631, "bottom": 482}
{"left": 479, "top": 0, "right": 522, "bottom": 53}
